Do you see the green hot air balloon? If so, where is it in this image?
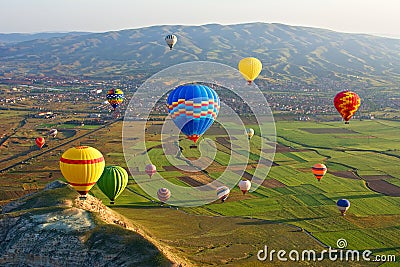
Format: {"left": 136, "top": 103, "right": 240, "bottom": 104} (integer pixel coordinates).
{"left": 97, "top": 166, "right": 128, "bottom": 204}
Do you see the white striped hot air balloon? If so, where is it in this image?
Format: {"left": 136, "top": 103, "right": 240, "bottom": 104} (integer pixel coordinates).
{"left": 216, "top": 186, "right": 230, "bottom": 203}
{"left": 165, "top": 34, "right": 177, "bottom": 50}
{"left": 48, "top": 128, "right": 58, "bottom": 138}
{"left": 157, "top": 188, "right": 171, "bottom": 203}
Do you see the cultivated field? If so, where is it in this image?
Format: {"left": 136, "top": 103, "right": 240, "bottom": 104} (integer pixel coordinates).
{"left": 1, "top": 110, "right": 400, "bottom": 265}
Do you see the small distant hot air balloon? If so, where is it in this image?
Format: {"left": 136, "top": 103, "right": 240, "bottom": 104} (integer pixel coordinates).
{"left": 333, "top": 91, "right": 361, "bottom": 124}
{"left": 35, "top": 137, "right": 45, "bottom": 149}
{"left": 246, "top": 128, "right": 254, "bottom": 139}
{"left": 337, "top": 199, "right": 350, "bottom": 216}
{"left": 238, "top": 57, "right": 262, "bottom": 84}
{"left": 96, "top": 166, "right": 128, "bottom": 204}
{"left": 106, "top": 89, "right": 124, "bottom": 110}
{"left": 145, "top": 164, "right": 157, "bottom": 178}
{"left": 312, "top": 163, "right": 327, "bottom": 182}
{"left": 165, "top": 34, "right": 177, "bottom": 50}
{"left": 216, "top": 186, "right": 230, "bottom": 203}
{"left": 48, "top": 128, "right": 58, "bottom": 138}
{"left": 59, "top": 146, "right": 105, "bottom": 199}
{"left": 167, "top": 84, "right": 220, "bottom": 143}
{"left": 238, "top": 180, "right": 251, "bottom": 194}
{"left": 157, "top": 188, "right": 171, "bottom": 203}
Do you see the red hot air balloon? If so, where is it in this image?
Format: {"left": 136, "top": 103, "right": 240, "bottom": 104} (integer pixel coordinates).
{"left": 312, "top": 163, "right": 327, "bottom": 182}
{"left": 145, "top": 164, "right": 157, "bottom": 178}
{"left": 333, "top": 91, "right": 361, "bottom": 124}
{"left": 35, "top": 137, "right": 45, "bottom": 149}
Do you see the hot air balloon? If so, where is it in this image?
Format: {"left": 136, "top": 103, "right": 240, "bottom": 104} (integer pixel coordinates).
{"left": 238, "top": 57, "right": 262, "bottom": 84}
{"left": 35, "top": 137, "right": 45, "bottom": 149}
{"left": 106, "top": 89, "right": 124, "bottom": 110}
{"left": 157, "top": 188, "right": 171, "bottom": 203}
{"left": 59, "top": 146, "right": 105, "bottom": 199}
{"left": 333, "top": 91, "right": 361, "bottom": 124}
{"left": 145, "top": 164, "right": 157, "bottom": 178}
{"left": 48, "top": 128, "right": 58, "bottom": 138}
{"left": 246, "top": 128, "right": 254, "bottom": 139}
{"left": 165, "top": 34, "right": 177, "bottom": 50}
{"left": 167, "top": 84, "right": 220, "bottom": 143}
{"left": 216, "top": 186, "right": 230, "bottom": 203}
{"left": 337, "top": 199, "right": 350, "bottom": 216}
{"left": 96, "top": 166, "right": 128, "bottom": 204}
{"left": 312, "top": 163, "right": 327, "bottom": 182}
{"left": 238, "top": 180, "right": 251, "bottom": 194}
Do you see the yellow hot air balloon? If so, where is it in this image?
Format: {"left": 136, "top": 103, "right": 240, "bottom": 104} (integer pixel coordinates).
{"left": 59, "top": 146, "right": 105, "bottom": 199}
{"left": 238, "top": 57, "right": 262, "bottom": 84}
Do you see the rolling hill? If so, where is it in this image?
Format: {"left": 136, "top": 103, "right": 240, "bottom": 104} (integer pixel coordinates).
{"left": 1, "top": 22, "right": 400, "bottom": 84}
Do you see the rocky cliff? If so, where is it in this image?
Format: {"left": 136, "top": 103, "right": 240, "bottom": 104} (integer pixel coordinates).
{"left": 0, "top": 181, "right": 179, "bottom": 266}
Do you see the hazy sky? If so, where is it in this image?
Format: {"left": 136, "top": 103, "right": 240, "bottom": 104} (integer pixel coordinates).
{"left": 1, "top": 0, "right": 399, "bottom": 38}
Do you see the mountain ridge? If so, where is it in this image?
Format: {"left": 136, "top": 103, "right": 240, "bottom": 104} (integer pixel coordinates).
{"left": 1, "top": 22, "right": 399, "bottom": 85}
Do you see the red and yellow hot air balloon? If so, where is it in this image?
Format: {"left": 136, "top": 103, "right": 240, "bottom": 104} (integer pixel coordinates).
{"left": 333, "top": 91, "right": 361, "bottom": 124}
{"left": 35, "top": 137, "right": 45, "bottom": 149}
{"left": 59, "top": 146, "right": 105, "bottom": 199}
{"left": 312, "top": 163, "right": 327, "bottom": 182}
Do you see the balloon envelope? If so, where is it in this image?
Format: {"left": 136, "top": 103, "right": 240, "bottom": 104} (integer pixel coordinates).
{"left": 246, "top": 128, "right": 254, "bottom": 139}
{"left": 49, "top": 128, "right": 58, "bottom": 138}
{"left": 167, "top": 84, "right": 220, "bottom": 143}
{"left": 106, "top": 89, "right": 124, "bottom": 110}
{"left": 97, "top": 166, "right": 128, "bottom": 204}
{"left": 59, "top": 146, "right": 105, "bottom": 198}
{"left": 165, "top": 34, "right": 177, "bottom": 50}
{"left": 337, "top": 199, "right": 351, "bottom": 215}
{"left": 312, "top": 163, "right": 327, "bottom": 181}
{"left": 238, "top": 57, "right": 262, "bottom": 84}
{"left": 157, "top": 188, "right": 171, "bottom": 203}
{"left": 145, "top": 164, "right": 157, "bottom": 177}
{"left": 333, "top": 91, "right": 360, "bottom": 123}
{"left": 238, "top": 180, "right": 251, "bottom": 194}
{"left": 35, "top": 137, "right": 45, "bottom": 149}
{"left": 216, "top": 186, "right": 230, "bottom": 202}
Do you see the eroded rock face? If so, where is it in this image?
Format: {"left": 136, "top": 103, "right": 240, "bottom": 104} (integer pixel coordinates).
{"left": 0, "top": 181, "right": 173, "bottom": 267}
{"left": 31, "top": 208, "right": 93, "bottom": 232}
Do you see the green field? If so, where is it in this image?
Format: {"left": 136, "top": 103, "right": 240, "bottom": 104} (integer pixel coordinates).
{"left": 91, "top": 119, "right": 400, "bottom": 265}
{"left": 2, "top": 117, "right": 400, "bottom": 266}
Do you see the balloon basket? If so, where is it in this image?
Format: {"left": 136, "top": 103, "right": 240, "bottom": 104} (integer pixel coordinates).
{"left": 79, "top": 195, "right": 87, "bottom": 201}
{"left": 190, "top": 145, "right": 198, "bottom": 149}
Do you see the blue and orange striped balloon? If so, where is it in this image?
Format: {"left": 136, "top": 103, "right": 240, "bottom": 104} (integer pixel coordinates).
{"left": 167, "top": 84, "right": 220, "bottom": 143}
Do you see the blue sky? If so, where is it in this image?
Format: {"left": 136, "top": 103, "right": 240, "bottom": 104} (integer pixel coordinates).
{"left": 1, "top": 0, "right": 399, "bottom": 38}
